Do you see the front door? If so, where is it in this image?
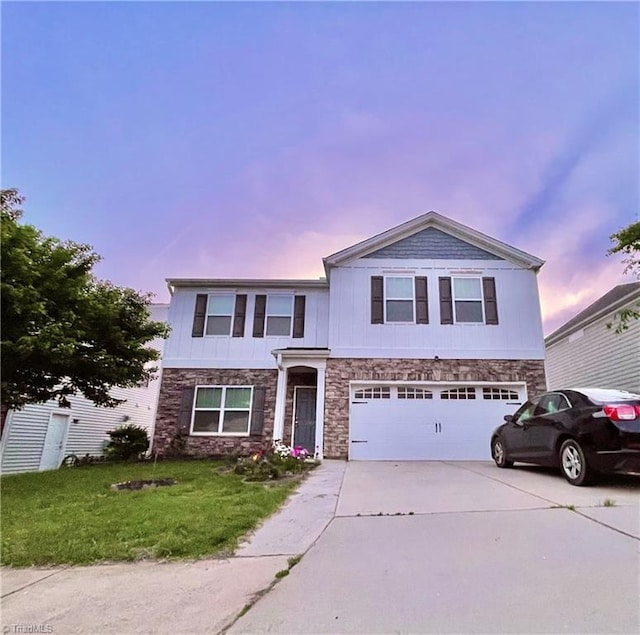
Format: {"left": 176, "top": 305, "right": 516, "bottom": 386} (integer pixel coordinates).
{"left": 40, "top": 412, "right": 70, "bottom": 470}
{"left": 293, "top": 387, "right": 317, "bottom": 454}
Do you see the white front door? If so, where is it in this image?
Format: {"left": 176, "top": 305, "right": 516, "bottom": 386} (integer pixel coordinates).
{"left": 39, "top": 413, "right": 70, "bottom": 470}
{"left": 349, "top": 384, "right": 525, "bottom": 460}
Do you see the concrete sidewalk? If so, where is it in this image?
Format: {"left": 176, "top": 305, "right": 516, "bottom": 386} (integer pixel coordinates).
{"left": 1, "top": 460, "right": 347, "bottom": 635}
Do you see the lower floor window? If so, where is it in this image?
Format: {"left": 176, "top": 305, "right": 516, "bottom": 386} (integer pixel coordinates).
{"left": 192, "top": 386, "right": 253, "bottom": 435}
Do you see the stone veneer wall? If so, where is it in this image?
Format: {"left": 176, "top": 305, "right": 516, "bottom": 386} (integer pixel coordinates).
{"left": 154, "top": 368, "right": 277, "bottom": 457}
{"left": 323, "top": 358, "right": 547, "bottom": 459}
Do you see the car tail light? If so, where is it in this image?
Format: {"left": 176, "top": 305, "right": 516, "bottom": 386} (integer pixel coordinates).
{"left": 603, "top": 404, "right": 639, "bottom": 421}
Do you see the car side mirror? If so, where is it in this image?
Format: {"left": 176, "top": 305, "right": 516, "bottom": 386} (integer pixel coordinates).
{"left": 504, "top": 414, "right": 514, "bottom": 423}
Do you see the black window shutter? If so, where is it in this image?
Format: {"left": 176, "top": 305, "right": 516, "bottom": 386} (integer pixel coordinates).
{"left": 250, "top": 387, "right": 266, "bottom": 436}
{"left": 192, "top": 294, "right": 208, "bottom": 337}
{"left": 371, "top": 276, "right": 384, "bottom": 324}
{"left": 415, "top": 277, "right": 429, "bottom": 324}
{"left": 483, "top": 277, "right": 499, "bottom": 325}
{"left": 232, "top": 294, "right": 247, "bottom": 337}
{"left": 293, "top": 295, "right": 306, "bottom": 338}
{"left": 178, "top": 386, "right": 195, "bottom": 434}
{"left": 253, "top": 295, "right": 266, "bottom": 338}
{"left": 439, "top": 277, "right": 453, "bottom": 325}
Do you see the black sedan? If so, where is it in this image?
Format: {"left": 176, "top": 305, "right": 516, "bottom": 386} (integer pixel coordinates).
{"left": 490, "top": 388, "right": 640, "bottom": 486}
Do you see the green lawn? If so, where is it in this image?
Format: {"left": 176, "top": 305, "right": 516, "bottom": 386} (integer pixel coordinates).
{"left": 1, "top": 461, "right": 298, "bottom": 567}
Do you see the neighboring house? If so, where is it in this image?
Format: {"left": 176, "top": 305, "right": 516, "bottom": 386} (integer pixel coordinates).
{"left": 154, "top": 212, "right": 547, "bottom": 461}
{"left": 545, "top": 282, "right": 640, "bottom": 394}
{"left": 0, "top": 304, "right": 169, "bottom": 475}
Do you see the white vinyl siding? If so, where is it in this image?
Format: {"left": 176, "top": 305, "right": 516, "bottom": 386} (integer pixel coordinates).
{"left": 1, "top": 382, "right": 161, "bottom": 475}
{"left": 0, "top": 305, "right": 167, "bottom": 475}
{"left": 546, "top": 305, "right": 640, "bottom": 393}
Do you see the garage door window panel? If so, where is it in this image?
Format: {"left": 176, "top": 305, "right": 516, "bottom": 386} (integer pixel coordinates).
{"left": 483, "top": 387, "right": 519, "bottom": 401}
{"left": 354, "top": 387, "right": 391, "bottom": 400}
{"left": 453, "top": 278, "right": 484, "bottom": 323}
{"left": 398, "top": 387, "right": 433, "bottom": 399}
{"left": 385, "top": 277, "right": 415, "bottom": 323}
{"left": 192, "top": 386, "right": 253, "bottom": 435}
{"left": 441, "top": 387, "right": 477, "bottom": 400}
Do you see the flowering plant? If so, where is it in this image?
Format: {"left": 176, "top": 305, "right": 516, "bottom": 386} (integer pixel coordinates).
{"left": 273, "top": 441, "right": 311, "bottom": 461}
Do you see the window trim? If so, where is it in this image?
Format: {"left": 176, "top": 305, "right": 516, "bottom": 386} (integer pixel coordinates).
{"left": 191, "top": 385, "right": 254, "bottom": 436}
{"left": 205, "top": 293, "right": 235, "bottom": 336}
{"left": 265, "top": 294, "right": 294, "bottom": 337}
{"left": 451, "top": 277, "right": 485, "bottom": 324}
{"left": 383, "top": 275, "right": 416, "bottom": 324}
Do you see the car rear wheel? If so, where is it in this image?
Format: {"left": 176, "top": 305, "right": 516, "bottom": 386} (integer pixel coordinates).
{"left": 492, "top": 437, "right": 513, "bottom": 468}
{"left": 559, "top": 439, "right": 595, "bottom": 486}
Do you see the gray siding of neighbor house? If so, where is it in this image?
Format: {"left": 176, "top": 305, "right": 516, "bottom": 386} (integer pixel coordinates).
{"left": 545, "top": 306, "right": 640, "bottom": 393}
{"left": 362, "top": 227, "right": 505, "bottom": 260}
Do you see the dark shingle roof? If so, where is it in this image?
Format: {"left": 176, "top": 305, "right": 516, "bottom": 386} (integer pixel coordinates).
{"left": 545, "top": 282, "right": 640, "bottom": 345}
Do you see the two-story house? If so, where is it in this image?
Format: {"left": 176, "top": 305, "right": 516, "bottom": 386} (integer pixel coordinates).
{"left": 154, "top": 212, "right": 547, "bottom": 461}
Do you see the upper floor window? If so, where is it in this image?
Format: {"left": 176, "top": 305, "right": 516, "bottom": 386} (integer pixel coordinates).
{"left": 439, "top": 276, "right": 498, "bottom": 326}
{"left": 266, "top": 295, "right": 293, "bottom": 336}
{"left": 371, "top": 276, "right": 428, "bottom": 325}
{"left": 206, "top": 294, "right": 235, "bottom": 335}
{"left": 385, "top": 277, "right": 415, "bottom": 322}
{"left": 452, "top": 278, "right": 483, "bottom": 323}
{"left": 192, "top": 293, "right": 247, "bottom": 338}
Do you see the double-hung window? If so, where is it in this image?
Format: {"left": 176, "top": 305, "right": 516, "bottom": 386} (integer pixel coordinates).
{"left": 385, "top": 277, "right": 415, "bottom": 323}
{"left": 206, "top": 295, "right": 235, "bottom": 335}
{"left": 266, "top": 295, "right": 293, "bottom": 336}
{"left": 192, "top": 386, "right": 253, "bottom": 435}
{"left": 452, "top": 278, "right": 484, "bottom": 323}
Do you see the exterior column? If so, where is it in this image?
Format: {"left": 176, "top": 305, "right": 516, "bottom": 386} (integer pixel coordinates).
{"left": 315, "top": 366, "right": 326, "bottom": 459}
{"left": 272, "top": 366, "right": 288, "bottom": 443}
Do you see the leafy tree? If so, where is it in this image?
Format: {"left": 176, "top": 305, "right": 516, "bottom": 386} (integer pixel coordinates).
{"left": 1, "top": 189, "right": 170, "bottom": 429}
{"left": 607, "top": 220, "right": 640, "bottom": 333}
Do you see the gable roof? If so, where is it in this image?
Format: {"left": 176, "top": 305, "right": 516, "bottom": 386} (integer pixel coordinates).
{"left": 545, "top": 282, "right": 640, "bottom": 346}
{"left": 322, "top": 211, "right": 544, "bottom": 276}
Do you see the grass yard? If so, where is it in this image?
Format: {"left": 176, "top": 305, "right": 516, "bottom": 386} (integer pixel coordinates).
{"left": 1, "top": 461, "right": 298, "bottom": 567}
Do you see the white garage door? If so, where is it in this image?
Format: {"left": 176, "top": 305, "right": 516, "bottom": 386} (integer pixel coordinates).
{"left": 349, "top": 384, "right": 525, "bottom": 460}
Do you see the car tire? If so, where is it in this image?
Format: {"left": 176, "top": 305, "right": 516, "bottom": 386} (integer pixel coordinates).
{"left": 559, "top": 439, "right": 595, "bottom": 486}
{"left": 492, "top": 437, "right": 513, "bottom": 468}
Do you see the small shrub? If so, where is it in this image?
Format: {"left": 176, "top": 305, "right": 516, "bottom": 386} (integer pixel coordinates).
{"left": 104, "top": 424, "right": 150, "bottom": 461}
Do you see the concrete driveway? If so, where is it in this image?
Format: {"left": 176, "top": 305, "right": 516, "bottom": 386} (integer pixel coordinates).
{"left": 231, "top": 461, "right": 640, "bottom": 634}
{"left": 2, "top": 461, "right": 638, "bottom": 634}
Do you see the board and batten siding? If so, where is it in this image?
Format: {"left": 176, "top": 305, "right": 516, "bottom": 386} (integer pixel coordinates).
{"left": 328, "top": 259, "right": 545, "bottom": 359}
{"left": 163, "top": 287, "right": 330, "bottom": 369}
{"left": 545, "top": 307, "right": 640, "bottom": 393}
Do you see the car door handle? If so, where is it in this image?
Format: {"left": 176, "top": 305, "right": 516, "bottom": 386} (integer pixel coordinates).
{"left": 351, "top": 440, "right": 368, "bottom": 443}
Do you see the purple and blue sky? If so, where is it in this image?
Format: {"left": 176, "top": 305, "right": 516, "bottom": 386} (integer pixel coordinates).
{"left": 3, "top": 1, "right": 639, "bottom": 335}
